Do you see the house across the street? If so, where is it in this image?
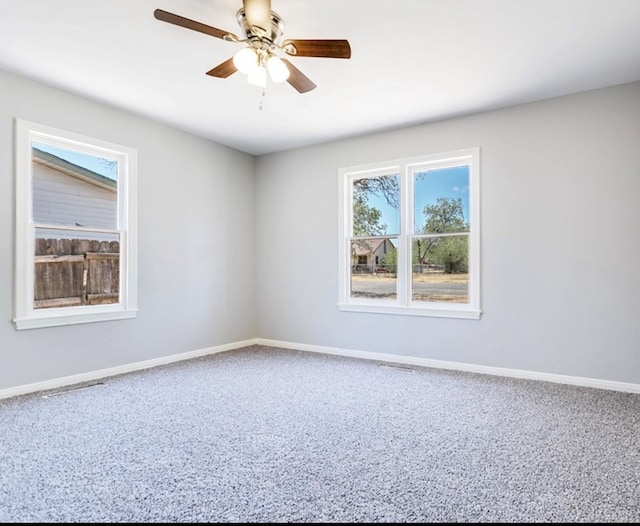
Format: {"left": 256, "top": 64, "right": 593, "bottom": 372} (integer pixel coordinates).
{"left": 352, "top": 237, "right": 396, "bottom": 273}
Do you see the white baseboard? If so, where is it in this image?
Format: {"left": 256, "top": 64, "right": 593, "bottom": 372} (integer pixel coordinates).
{"left": 0, "top": 338, "right": 259, "bottom": 401}
{"left": 255, "top": 338, "right": 640, "bottom": 395}
{"left": 3, "top": 336, "right": 639, "bottom": 400}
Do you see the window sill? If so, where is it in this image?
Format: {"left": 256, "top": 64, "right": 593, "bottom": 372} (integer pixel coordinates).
{"left": 338, "top": 302, "right": 481, "bottom": 320}
{"left": 13, "top": 307, "right": 138, "bottom": 330}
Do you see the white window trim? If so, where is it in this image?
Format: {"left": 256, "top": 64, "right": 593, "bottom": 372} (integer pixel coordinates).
{"left": 14, "top": 119, "right": 138, "bottom": 330}
{"left": 338, "top": 148, "right": 481, "bottom": 320}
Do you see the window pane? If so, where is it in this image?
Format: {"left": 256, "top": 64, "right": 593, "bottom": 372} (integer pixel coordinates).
{"left": 32, "top": 142, "right": 118, "bottom": 229}
{"left": 414, "top": 166, "right": 469, "bottom": 234}
{"left": 352, "top": 174, "right": 399, "bottom": 236}
{"left": 350, "top": 238, "right": 397, "bottom": 299}
{"left": 411, "top": 235, "right": 469, "bottom": 303}
{"left": 34, "top": 228, "right": 120, "bottom": 309}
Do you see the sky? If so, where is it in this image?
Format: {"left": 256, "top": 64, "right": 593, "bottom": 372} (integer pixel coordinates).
{"left": 32, "top": 142, "right": 118, "bottom": 180}
{"left": 365, "top": 165, "right": 469, "bottom": 235}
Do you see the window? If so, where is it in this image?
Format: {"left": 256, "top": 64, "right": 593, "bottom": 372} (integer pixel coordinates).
{"left": 338, "top": 148, "right": 480, "bottom": 319}
{"left": 14, "top": 119, "right": 138, "bottom": 329}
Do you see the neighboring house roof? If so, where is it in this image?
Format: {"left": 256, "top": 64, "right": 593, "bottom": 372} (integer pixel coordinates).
{"left": 32, "top": 148, "right": 117, "bottom": 191}
{"left": 352, "top": 237, "right": 396, "bottom": 256}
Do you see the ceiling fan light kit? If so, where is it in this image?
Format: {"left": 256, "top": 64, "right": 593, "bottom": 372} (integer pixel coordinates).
{"left": 232, "top": 6, "right": 289, "bottom": 87}
{"left": 247, "top": 61, "right": 267, "bottom": 88}
{"left": 266, "top": 54, "right": 290, "bottom": 83}
{"left": 153, "top": 0, "right": 351, "bottom": 94}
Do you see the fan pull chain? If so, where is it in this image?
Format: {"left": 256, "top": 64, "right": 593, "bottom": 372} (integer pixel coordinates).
{"left": 259, "top": 88, "right": 266, "bottom": 111}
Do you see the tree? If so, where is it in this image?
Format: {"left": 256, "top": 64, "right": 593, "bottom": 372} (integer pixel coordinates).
{"left": 382, "top": 245, "right": 397, "bottom": 275}
{"left": 413, "top": 238, "right": 436, "bottom": 272}
{"left": 430, "top": 236, "right": 468, "bottom": 274}
{"left": 352, "top": 190, "right": 386, "bottom": 236}
{"left": 353, "top": 176, "right": 399, "bottom": 209}
{"left": 423, "top": 197, "right": 468, "bottom": 233}
{"left": 95, "top": 157, "right": 118, "bottom": 181}
{"left": 352, "top": 176, "right": 399, "bottom": 236}
{"left": 419, "top": 197, "right": 469, "bottom": 274}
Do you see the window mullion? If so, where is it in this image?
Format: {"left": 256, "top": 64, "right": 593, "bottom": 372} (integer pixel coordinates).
{"left": 397, "top": 163, "right": 410, "bottom": 306}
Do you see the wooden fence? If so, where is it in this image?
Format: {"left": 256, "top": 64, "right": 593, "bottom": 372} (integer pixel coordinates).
{"left": 34, "top": 238, "right": 120, "bottom": 309}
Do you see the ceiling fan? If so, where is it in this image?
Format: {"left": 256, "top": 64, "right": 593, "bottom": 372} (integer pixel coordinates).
{"left": 153, "top": 0, "right": 351, "bottom": 93}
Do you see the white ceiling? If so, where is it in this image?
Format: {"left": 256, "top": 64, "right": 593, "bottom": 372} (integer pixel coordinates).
{"left": 2, "top": 0, "right": 640, "bottom": 156}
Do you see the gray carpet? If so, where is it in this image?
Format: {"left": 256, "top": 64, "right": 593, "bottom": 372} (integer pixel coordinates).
{"left": 1, "top": 345, "right": 639, "bottom": 523}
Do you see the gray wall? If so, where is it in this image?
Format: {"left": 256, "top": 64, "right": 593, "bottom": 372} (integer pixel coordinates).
{"left": 255, "top": 81, "right": 640, "bottom": 384}
{"left": 2, "top": 68, "right": 639, "bottom": 391}
{"left": 0, "top": 69, "right": 256, "bottom": 390}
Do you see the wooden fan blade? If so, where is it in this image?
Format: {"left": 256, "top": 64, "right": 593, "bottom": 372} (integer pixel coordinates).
{"left": 205, "top": 58, "right": 238, "bottom": 78}
{"left": 243, "top": 0, "right": 271, "bottom": 34}
{"left": 282, "top": 59, "right": 317, "bottom": 94}
{"left": 154, "top": 9, "right": 237, "bottom": 41}
{"left": 282, "top": 39, "right": 351, "bottom": 59}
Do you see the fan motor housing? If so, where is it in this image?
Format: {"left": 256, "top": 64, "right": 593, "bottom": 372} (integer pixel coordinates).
{"left": 236, "top": 8, "right": 285, "bottom": 46}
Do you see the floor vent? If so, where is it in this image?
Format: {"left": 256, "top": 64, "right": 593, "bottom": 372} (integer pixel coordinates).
{"left": 378, "top": 363, "right": 415, "bottom": 372}
{"left": 41, "top": 382, "right": 105, "bottom": 399}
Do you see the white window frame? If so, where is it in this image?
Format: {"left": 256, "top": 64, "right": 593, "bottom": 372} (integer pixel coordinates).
{"left": 13, "top": 119, "right": 138, "bottom": 330}
{"left": 338, "top": 147, "right": 481, "bottom": 319}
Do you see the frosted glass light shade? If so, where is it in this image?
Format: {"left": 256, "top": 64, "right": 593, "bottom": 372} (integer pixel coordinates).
{"left": 233, "top": 47, "right": 258, "bottom": 74}
{"left": 247, "top": 66, "right": 267, "bottom": 88}
{"left": 266, "top": 55, "right": 290, "bottom": 83}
